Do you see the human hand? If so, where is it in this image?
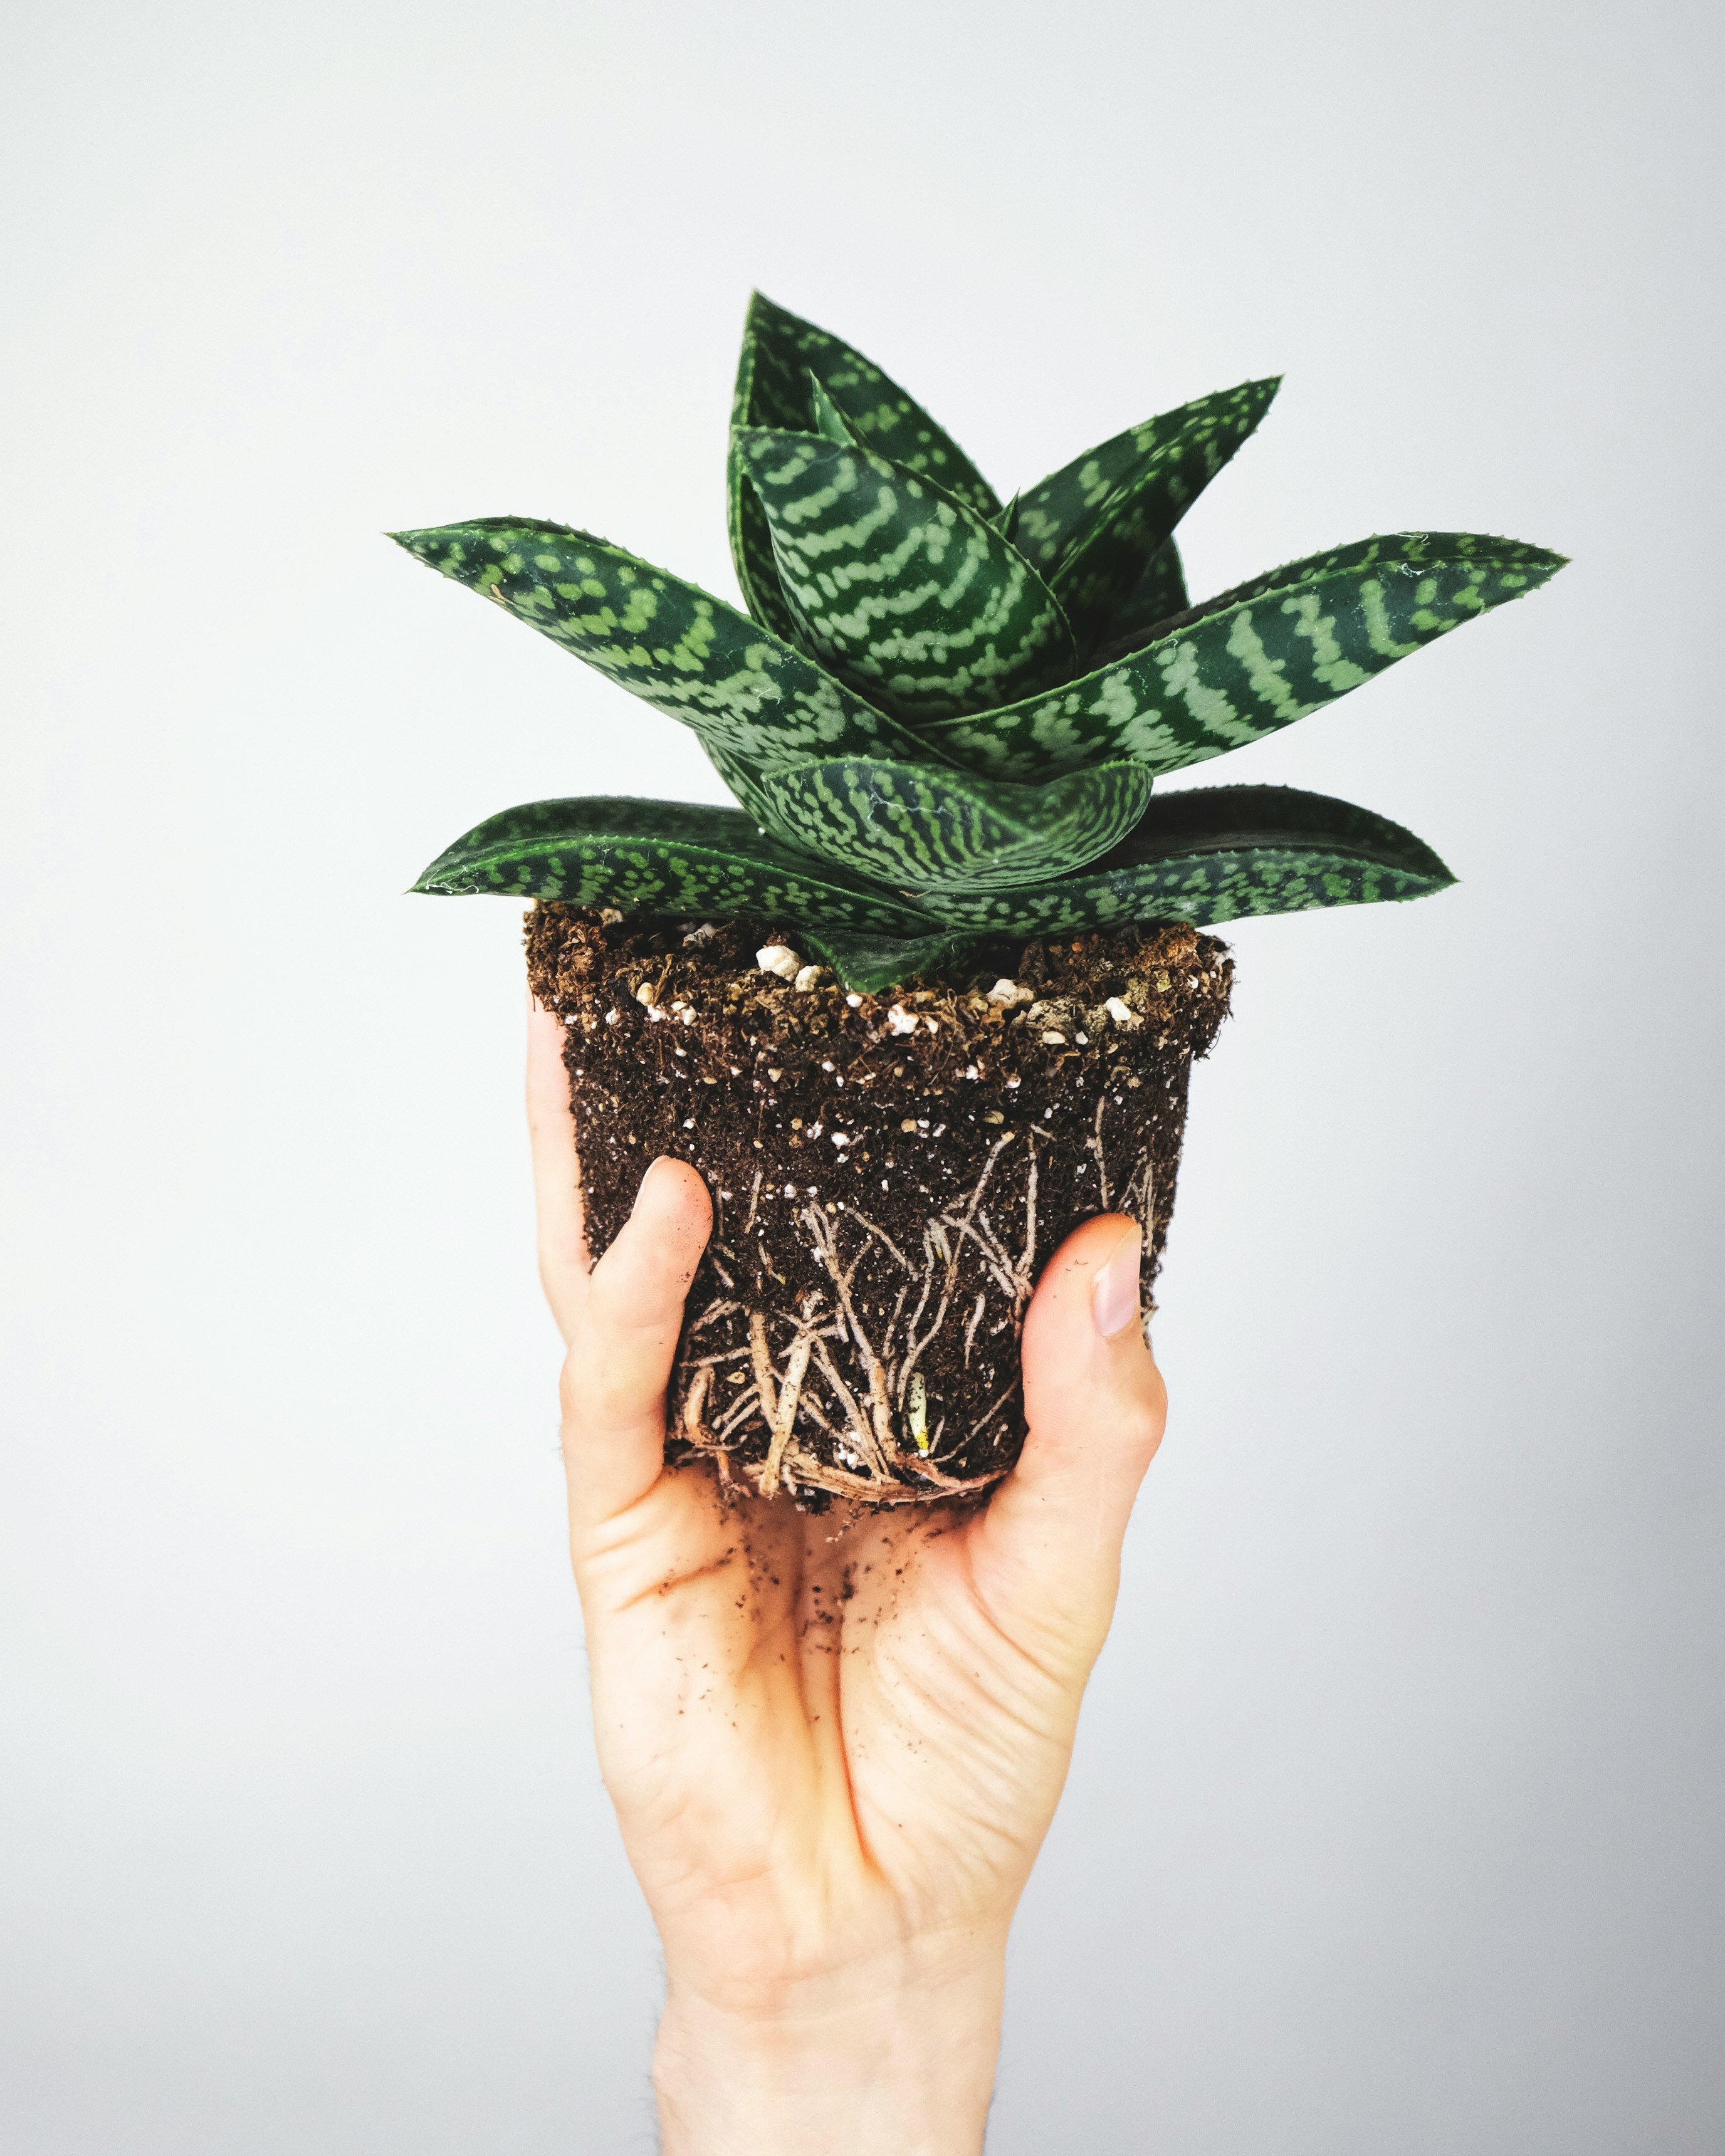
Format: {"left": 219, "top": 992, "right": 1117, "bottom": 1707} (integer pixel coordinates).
{"left": 528, "top": 999, "right": 1168, "bottom": 2155}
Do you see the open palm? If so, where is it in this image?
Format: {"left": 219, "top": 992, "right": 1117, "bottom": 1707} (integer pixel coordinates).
{"left": 528, "top": 1001, "right": 1168, "bottom": 2152}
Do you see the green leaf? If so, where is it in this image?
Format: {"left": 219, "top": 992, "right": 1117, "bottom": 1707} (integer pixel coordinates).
{"left": 1015, "top": 379, "right": 1279, "bottom": 630}
{"left": 799, "top": 924, "right": 990, "bottom": 996}
{"left": 389, "top": 518, "right": 939, "bottom": 773}
{"left": 735, "top": 428, "right": 1077, "bottom": 726}
{"left": 913, "top": 785, "right": 1455, "bottom": 933}
{"left": 1099, "top": 536, "right": 1188, "bottom": 651}
{"left": 727, "top": 308, "right": 805, "bottom": 642}
{"left": 1046, "top": 380, "right": 1282, "bottom": 653}
{"left": 411, "top": 794, "right": 939, "bottom": 934}
{"left": 752, "top": 755, "right": 1153, "bottom": 896}
{"left": 807, "top": 374, "right": 862, "bottom": 446}
{"left": 742, "top": 293, "right": 1000, "bottom": 511}
{"left": 728, "top": 294, "right": 1000, "bottom": 636}
{"left": 921, "top": 531, "right": 1568, "bottom": 782}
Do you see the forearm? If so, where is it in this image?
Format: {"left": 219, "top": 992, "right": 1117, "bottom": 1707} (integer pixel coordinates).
{"left": 653, "top": 1942, "right": 1006, "bottom": 2156}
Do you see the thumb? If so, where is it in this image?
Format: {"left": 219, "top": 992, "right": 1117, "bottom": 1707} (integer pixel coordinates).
{"left": 560, "top": 1156, "right": 712, "bottom": 1529}
{"left": 969, "top": 1213, "right": 1167, "bottom": 1661}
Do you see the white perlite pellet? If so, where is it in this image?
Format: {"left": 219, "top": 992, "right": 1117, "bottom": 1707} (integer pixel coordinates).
{"left": 756, "top": 943, "right": 800, "bottom": 979}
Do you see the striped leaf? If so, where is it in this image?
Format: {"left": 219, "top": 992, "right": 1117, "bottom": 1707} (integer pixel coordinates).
{"left": 736, "top": 428, "right": 1077, "bottom": 726}
{"left": 738, "top": 293, "right": 1000, "bottom": 510}
{"left": 921, "top": 532, "right": 1567, "bottom": 782}
{"left": 389, "top": 518, "right": 936, "bottom": 772}
{"left": 728, "top": 293, "right": 1000, "bottom": 639}
{"left": 411, "top": 794, "right": 938, "bottom": 934}
{"left": 1014, "top": 379, "right": 1277, "bottom": 577}
{"left": 752, "top": 756, "right": 1153, "bottom": 896}
{"left": 1039, "top": 379, "right": 1281, "bottom": 653}
{"left": 800, "top": 924, "right": 990, "bottom": 995}
{"left": 914, "top": 785, "right": 1455, "bottom": 933}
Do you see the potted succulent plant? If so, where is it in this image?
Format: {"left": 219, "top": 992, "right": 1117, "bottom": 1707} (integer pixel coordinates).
{"left": 396, "top": 293, "right": 1562, "bottom": 1509}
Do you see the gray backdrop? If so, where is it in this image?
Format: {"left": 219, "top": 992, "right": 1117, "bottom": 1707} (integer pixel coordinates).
{"left": 4, "top": 1, "right": 1721, "bottom": 2148}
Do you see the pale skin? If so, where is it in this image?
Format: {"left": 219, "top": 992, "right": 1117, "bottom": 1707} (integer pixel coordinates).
{"left": 528, "top": 998, "right": 1169, "bottom": 2154}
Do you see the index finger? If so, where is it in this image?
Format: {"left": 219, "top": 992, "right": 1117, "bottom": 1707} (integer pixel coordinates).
{"left": 528, "top": 993, "right": 589, "bottom": 1342}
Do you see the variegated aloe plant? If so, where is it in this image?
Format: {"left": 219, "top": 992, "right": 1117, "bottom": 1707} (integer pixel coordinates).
{"left": 398, "top": 295, "right": 1563, "bottom": 993}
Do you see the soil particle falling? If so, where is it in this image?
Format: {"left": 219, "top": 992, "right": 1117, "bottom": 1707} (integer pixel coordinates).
{"left": 527, "top": 905, "right": 1231, "bottom": 1510}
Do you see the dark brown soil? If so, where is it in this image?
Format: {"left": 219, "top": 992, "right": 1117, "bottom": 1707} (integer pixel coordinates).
{"left": 525, "top": 906, "right": 1231, "bottom": 1510}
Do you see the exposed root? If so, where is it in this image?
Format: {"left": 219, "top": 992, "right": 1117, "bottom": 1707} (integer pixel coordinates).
{"left": 752, "top": 1307, "right": 823, "bottom": 1495}
{"left": 1089, "top": 1094, "right": 1111, "bottom": 1210}
{"left": 667, "top": 1127, "right": 1111, "bottom": 1507}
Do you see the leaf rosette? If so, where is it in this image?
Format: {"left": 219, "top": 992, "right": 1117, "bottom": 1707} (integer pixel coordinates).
{"left": 397, "top": 294, "right": 1565, "bottom": 989}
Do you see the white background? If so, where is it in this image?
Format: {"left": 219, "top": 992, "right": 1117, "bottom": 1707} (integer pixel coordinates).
{"left": 4, "top": 2, "right": 1721, "bottom": 2147}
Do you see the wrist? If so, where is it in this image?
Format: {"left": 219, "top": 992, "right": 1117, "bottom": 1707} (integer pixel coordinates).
{"left": 653, "top": 1932, "right": 1007, "bottom": 2156}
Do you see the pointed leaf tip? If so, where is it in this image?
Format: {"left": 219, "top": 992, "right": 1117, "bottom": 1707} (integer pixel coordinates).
{"left": 805, "top": 372, "right": 861, "bottom": 446}
{"left": 389, "top": 526, "right": 451, "bottom": 561}
{"left": 379, "top": 515, "right": 930, "bottom": 782}
{"left": 404, "top": 795, "right": 938, "bottom": 934}
{"left": 728, "top": 295, "right": 1002, "bottom": 641}
{"left": 913, "top": 785, "right": 1457, "bottom": 935}
{"left": 926, "top": 530, "right": 1568, "bottom": 783}
{"left": 1027, "top": 375, "right": 1284, "bottom": 649}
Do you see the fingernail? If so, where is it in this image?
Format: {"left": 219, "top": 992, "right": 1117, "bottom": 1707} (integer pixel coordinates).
{"left": 635, "top": 1156, "right": 673, "bottom": 1206}
{"left": 1091, "top": 1228, "right": 1143, "bottom": 1340}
